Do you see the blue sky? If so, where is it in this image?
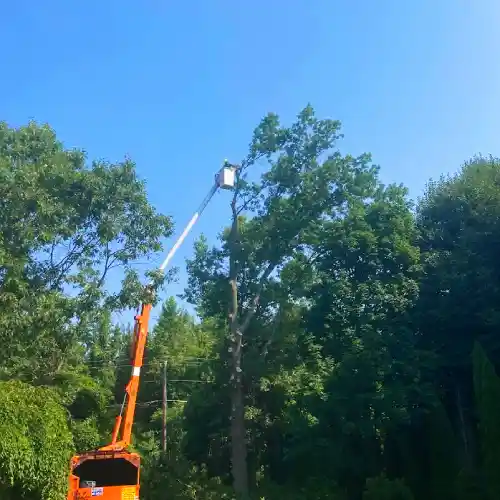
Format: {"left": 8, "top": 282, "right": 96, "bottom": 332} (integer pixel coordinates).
{"left": 2, "top": 1, "right": 500, "bottom": 321}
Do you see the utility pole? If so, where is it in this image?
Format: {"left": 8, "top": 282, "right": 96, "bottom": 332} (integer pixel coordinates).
{"left": 162, "top": 359, "right": 168, "bottom": 453}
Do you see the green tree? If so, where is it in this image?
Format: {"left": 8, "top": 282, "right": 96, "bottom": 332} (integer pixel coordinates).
{"left": 130, "top": 297, "right": 218, "bottom": 442}
{"left": 425, "top": 402, "right": 460, "bottom": 500}
{"left": 186, "top": 105, "right": 351, "bottom": 497}
{"left": 7, "top": 116, "right": 500, "bottom": 500}
{"left": 363, "top": 475, "right": 413, "bottom": 500}
{"left": 416, "top": 155, "right": 500, "bottom": 463}
{"left": 0, "top": 381, "right": 74, "bottom": 500}
{"left": 0, "top": 121, "right": 173, "bottom": 385}
{"left": 184, "top": 105, "right": 427, "bottom": 498}
{"left": 271, "top": 181, "right": 427, "bottom": 497}
{"left": 0, "top": 120, "right": 174, "bottom": 497}
{"left": 473, "top": 341, "right": 500, "bottom": 499}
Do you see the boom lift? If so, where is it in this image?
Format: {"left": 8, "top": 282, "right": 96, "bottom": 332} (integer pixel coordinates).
{"left": 67, "top": 163, "right": 236, "bottom": 500}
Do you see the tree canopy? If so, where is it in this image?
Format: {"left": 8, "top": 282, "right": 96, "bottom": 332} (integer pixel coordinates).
{"left": 2, "top": 113, "right": 500, "bottom": 500}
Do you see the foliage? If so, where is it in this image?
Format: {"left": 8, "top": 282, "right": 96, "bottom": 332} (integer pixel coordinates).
{"left": 0, "top": 121, "right": 173, "bottom": 385}
{"left": 417, "top": 156, "right": 500, "bottom": 361}
{"left": 0, "top": 381, "right": 74, "bottom": 500}
{"left": 414, "top": 155, "right": 500, "bottom": 489}
{"left": 455, "top": 467, "right": 485, "bottom": 500}
{"left": 473, "top": 341, "right": 500, "bottom": 499}
{"left": 184, "top": 106, "right": 430, "bottom": 499}
{"left": 425, "top": 402, "right": 460, "bottom": 500}
{"left": 3, "top": 116, "right": 500, "bottom": 500}
{"left": 71, "top": 417, "right": 101, "bottom": 453}
{"left": 362, "top": 475, "right": 413, "bottom": 500}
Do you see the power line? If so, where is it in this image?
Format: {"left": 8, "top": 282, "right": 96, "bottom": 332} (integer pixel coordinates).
{"left": 169, "top": 379, "right": 213, "bottom": 383}
{"left": 141, "top": 379, "right": 213, "bottom": 385}
{"left": 82, "top": 357, "right": 217, "bottom": 367}
{"left": 105, "top": 399, "right": 187, "bottom": 408}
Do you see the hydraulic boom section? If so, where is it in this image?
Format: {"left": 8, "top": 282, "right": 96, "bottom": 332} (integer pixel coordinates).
{"left": 103, "top": 300, "right": 152, "bottom": 452}
{"left": 66, "top": 163, "right": 236, "bottom": 500}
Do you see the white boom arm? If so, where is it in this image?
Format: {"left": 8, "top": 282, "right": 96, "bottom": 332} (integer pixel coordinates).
{"left": 158, "top": 163, "right": 236, "bottom": 272}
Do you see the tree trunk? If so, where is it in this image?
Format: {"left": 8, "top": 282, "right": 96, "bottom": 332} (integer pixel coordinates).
{"left": 228, "top": 197, "right": 250, "bottom": 499}
{"left": 455, "top": 371, "right": 481, "bottom": 471}
{"left": 226, "top": 181, "right": 274, "bottom": 499}
{"left": 455, "top": 381, "right": 470, "bottom": 466}
{"left": 230, "top": 352, "right": 249, "bottom": 498}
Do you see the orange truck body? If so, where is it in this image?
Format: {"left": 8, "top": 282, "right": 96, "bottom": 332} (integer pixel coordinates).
{"left": 67, "top": 450, "right": 140, "bottom": 500}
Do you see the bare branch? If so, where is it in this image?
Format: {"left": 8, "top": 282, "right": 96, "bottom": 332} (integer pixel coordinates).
{"left": 97, "top": 242, "right": 112, "bottom": 287}
{"left": 49, "top": 240, "right": 57, "bottom": 268}
{"left": 261, "top": 320, "right": 278, "bottom": 358}
{"left": 236, "top": 191, "right": 261, "bottom": 215}
{"left": 239, "top": 261, "right": 276, "bottom": 334}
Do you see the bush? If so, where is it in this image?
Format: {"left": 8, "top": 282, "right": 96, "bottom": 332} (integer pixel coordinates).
{"left": 0, "top": 380, "right": 74, "bottom": 500}
{"left": 71, "top": 417, "right": 101, "bottom": 453}
{"left": 363, "top": 474, "right": 414, "bottom": 500}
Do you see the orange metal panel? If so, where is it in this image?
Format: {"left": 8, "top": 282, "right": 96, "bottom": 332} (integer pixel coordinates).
{"left": 67, "top": 451, "right": 140, "bottom": 500}
{"left": 70, "top": 484, "right": 139, "bottom": 499}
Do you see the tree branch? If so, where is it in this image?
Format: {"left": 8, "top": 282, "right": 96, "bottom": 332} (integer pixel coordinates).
{"left": 228, "top": 180, "right": 240, "bottom": 328}
{"left": 97, "top": 242, "right": 113, "bottom": 287}
{"left": 239, "top": 261, "right": 276, "bottom": 334}
{"left": 236, "top": 190, "right": 261, "bottom": 215}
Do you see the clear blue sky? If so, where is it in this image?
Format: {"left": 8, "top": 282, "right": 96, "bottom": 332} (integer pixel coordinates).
{"left": 2, "top": 1, "right": 500, "bottom": 321}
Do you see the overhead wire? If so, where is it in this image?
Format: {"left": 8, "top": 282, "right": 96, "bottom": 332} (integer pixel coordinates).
{"left": 82, "top": 356, "right": 217, "bottom": 367}
{"left": 106, "top": 399, "right": 188, "bottom": 408}
{"left": 98, "top": 358, "right": 214, "bottom": 408}
{"left": 141, "top": 378, "right": 213, "bottom": 384}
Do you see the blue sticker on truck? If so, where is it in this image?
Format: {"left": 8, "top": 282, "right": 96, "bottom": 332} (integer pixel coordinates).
{"left": 91, "top": 488, "right": 103, "bottom": 496}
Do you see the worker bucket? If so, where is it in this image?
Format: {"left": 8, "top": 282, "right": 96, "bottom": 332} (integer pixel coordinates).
{"left": 217, "top": 165, "right": 236, "bottom": 189}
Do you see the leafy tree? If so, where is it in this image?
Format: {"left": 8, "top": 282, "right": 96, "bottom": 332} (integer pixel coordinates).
{"left": 473, "top": 341, "right": 500, "bottom": 499}
{"left": 128, "top": 301, "right": 230, "bottom": 499}
{"left": 184, "top": 105, "right": 429, "bottom": 498}
{"left": 425, "top": 402, "right": 460, "bottom": 500}
{"left": 363, "top": 475, "right": 413, "bottom": 500}
{"left": 6, "top": 115, "right": 500, "bottom": 500}
{"left": 416, "top": 155, "right": 500, "bottom": 462}
{"left": 0, "top": 121, "right": 173, "bottom": 385}
{"left": 128, "top": 297, "right": 219, "bottom": 441}
{"left": 0, "top": 120, "right": 174, "bottom": 498}
{"left": 0, "top": 381, "right": 74, "bottom": 500}
{"left": 138, "top": 419, "right": 233, "bottom": 500}
{"left": 274, "top": 185, "right": 427, "bottom": 498}
{"left": 186, "top": 105, "right": 354, "bottom": 497}
{"left": 71, "top": 417, "right": 101, "bottom": 452}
